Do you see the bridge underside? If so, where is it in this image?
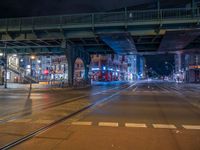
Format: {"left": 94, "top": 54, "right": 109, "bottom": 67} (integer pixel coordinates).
{"left": 0, "top": 7, "right": 200, "bottom": 55}
{"left": 99, "top": 32, "right": 137, "bottom": 54}
{"left": 0, "top": 30, "right": 199, "bottom": 55}
{"left": 159, "top": 30, "right": 200, "bottom": 52}
{"left": 0, "top": 8, "right": 200, "bottom": 87}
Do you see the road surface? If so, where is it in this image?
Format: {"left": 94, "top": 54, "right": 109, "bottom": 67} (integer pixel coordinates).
{"left": 0, "top": 80, "right": 199, "bottom": 150}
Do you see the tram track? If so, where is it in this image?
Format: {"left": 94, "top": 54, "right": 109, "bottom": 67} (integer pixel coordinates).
{"left": 0, "top": 83, "right": 130, "bottom": 124}
{"left": 0, "top": 82, "right": 136, "bottom": 150}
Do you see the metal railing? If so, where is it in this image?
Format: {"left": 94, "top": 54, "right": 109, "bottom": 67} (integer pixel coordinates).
{"left": 8, "top": 63, "right": 38, "bottom": 83}
{"left": 0, "top": 8, "right": 199, "bottom": 31}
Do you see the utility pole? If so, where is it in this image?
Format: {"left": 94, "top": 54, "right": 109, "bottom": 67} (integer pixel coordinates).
{"left": 30, "top": 55, "right": 35, "bottom": 90}
{"left": 4, "top": 43, "right": 7, "bottom": 89}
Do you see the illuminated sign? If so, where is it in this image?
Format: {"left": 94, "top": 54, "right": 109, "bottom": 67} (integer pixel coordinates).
{"left": 44, "top": 69, "right": 49, "bottom": 75}
{"left": 189, "top": 65, "right": 200, "bottom": 69}
{"left": 92, "top": 68, "right": 100, "bottom": 71}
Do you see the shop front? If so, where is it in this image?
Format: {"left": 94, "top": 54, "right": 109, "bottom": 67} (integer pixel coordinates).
{"left": 186, "top": 65, "right": 200, "bottom": 83}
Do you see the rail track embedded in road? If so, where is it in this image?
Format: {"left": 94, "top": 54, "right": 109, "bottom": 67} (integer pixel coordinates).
{"left": 0, "top": 82, "right": 136, "bottom": 150}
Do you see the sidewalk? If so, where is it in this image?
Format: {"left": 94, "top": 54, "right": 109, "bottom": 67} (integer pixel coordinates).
{"left": 0, "top": 82, "right": 90, "bottom": 91}
{"left": 0, "top": 82, "right": 63, "bottom": 90}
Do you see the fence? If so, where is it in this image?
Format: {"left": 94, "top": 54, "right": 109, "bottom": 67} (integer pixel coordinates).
{"left": 0, "top": 8, "right": 199, "bottom": 31}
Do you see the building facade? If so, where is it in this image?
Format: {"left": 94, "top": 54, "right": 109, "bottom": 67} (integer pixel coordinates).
{"left": 90, "top": 54, "right": 138, "bottom": 81}
{"left": 2, "top": 53, "right": 143, "bottom": 83}
{"left": 175, "top": 52, "right": 200, "bottom": 83}
{"left": 185, "top": 53, "right": 200, "bottom": 83}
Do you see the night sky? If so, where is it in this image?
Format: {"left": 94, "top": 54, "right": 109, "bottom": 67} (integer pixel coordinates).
{"left": 0, "top": 0, "right": 151, "bottom": 18}
{"left": 0, "top": 0, "right": 190, "bottom": 18}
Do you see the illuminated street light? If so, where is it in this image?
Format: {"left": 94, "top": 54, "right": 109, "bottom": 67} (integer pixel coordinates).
{"left": 37, "top": 60, "right": 41, "bottom": 63}
{"left": 31, "top": 55, "right": 36, "bottom": 60}
{"left": 0, "top": 53, "right": 3, "bottom": 57}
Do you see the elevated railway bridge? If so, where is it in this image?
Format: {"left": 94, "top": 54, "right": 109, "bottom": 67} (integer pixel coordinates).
{"left": 0, "top": 7, "right": 200, "bottom": 85}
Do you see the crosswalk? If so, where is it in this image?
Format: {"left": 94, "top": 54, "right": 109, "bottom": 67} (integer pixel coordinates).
{"left": 71, "top": 121, "right": 200, "bottom": 130}
{"left": 7, "top": 118, "right": 200, "bottom": 130}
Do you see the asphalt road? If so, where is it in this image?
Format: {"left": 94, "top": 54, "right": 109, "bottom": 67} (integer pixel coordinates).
{"left": 0, "top": 80, "right": 200, "bottom": 150}
{"left": 0, "top": 81, "right": 125, "bottom": 119}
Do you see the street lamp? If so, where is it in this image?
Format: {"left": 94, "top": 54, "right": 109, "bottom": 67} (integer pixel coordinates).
{"left": 31, "top": 55, "right": 35, "bottom": 60}
{"left": 30, "top": 55, "right": 36, "bottom": 89}
{"left": 37, "top": 60, "right": 41, "bottom": 64}
{"left": 30, "top": 55, "right": 36, "bottom": 76}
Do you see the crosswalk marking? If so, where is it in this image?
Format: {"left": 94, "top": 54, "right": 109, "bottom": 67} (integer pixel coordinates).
{"left": 72, "top": 121, "right": 92, "bottom": 126}
{"left": 182, "top": 125, "right": 200, "bottom": 130}
{"left": 125, "top": 123, "right": 147, "bottom": 128}
{"left": 70, "top": 121, "right": 200, "bottom": 130}
{"left": 152, "top": 124, "right": 177, "bottom": 129}
{"left": 98, "top": 122, "right": 119, "bottom": 127}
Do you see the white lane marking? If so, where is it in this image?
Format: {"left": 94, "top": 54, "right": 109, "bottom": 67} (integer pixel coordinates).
{"left": 153, "top": 124, "right": 177, "bottom": 129}
{"left": 98, "top": 122, "right": 119, "bottom": 127}
{"left": 72, "top": 121, "right": 92, "bottom": 126}
{"left": 125, "top": 123, "right": 147, "bottom": 128}
{"left": 182, "top": 125, "right": 200, "bottom": 130}
{"left": 34, "top": 119, "right": 54, "bottom": 124}
{"left": 8, "top": 119, "right": 32, "bottom": 123}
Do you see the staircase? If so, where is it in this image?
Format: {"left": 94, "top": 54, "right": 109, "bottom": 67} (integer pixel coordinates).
{"left": 8, "top": 63, "right": 38, "bottom": 83}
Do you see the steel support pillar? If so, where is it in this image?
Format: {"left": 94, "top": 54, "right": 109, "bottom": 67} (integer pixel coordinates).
{"left": 65, "top": 45, "right": 75, "bottom": 86}
{"left": 84, "top": 63, "right": 90, "bottom": 81}
{"left": 67, "top": 56, "right": 75, "bottom": 86}
{"left": 65, "top": 45, "right": 91, "bottom": 86}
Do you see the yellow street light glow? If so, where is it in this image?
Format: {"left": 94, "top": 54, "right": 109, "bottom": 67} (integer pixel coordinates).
{"left": 31, "top": 55, "right": 36, "bottom": 60}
